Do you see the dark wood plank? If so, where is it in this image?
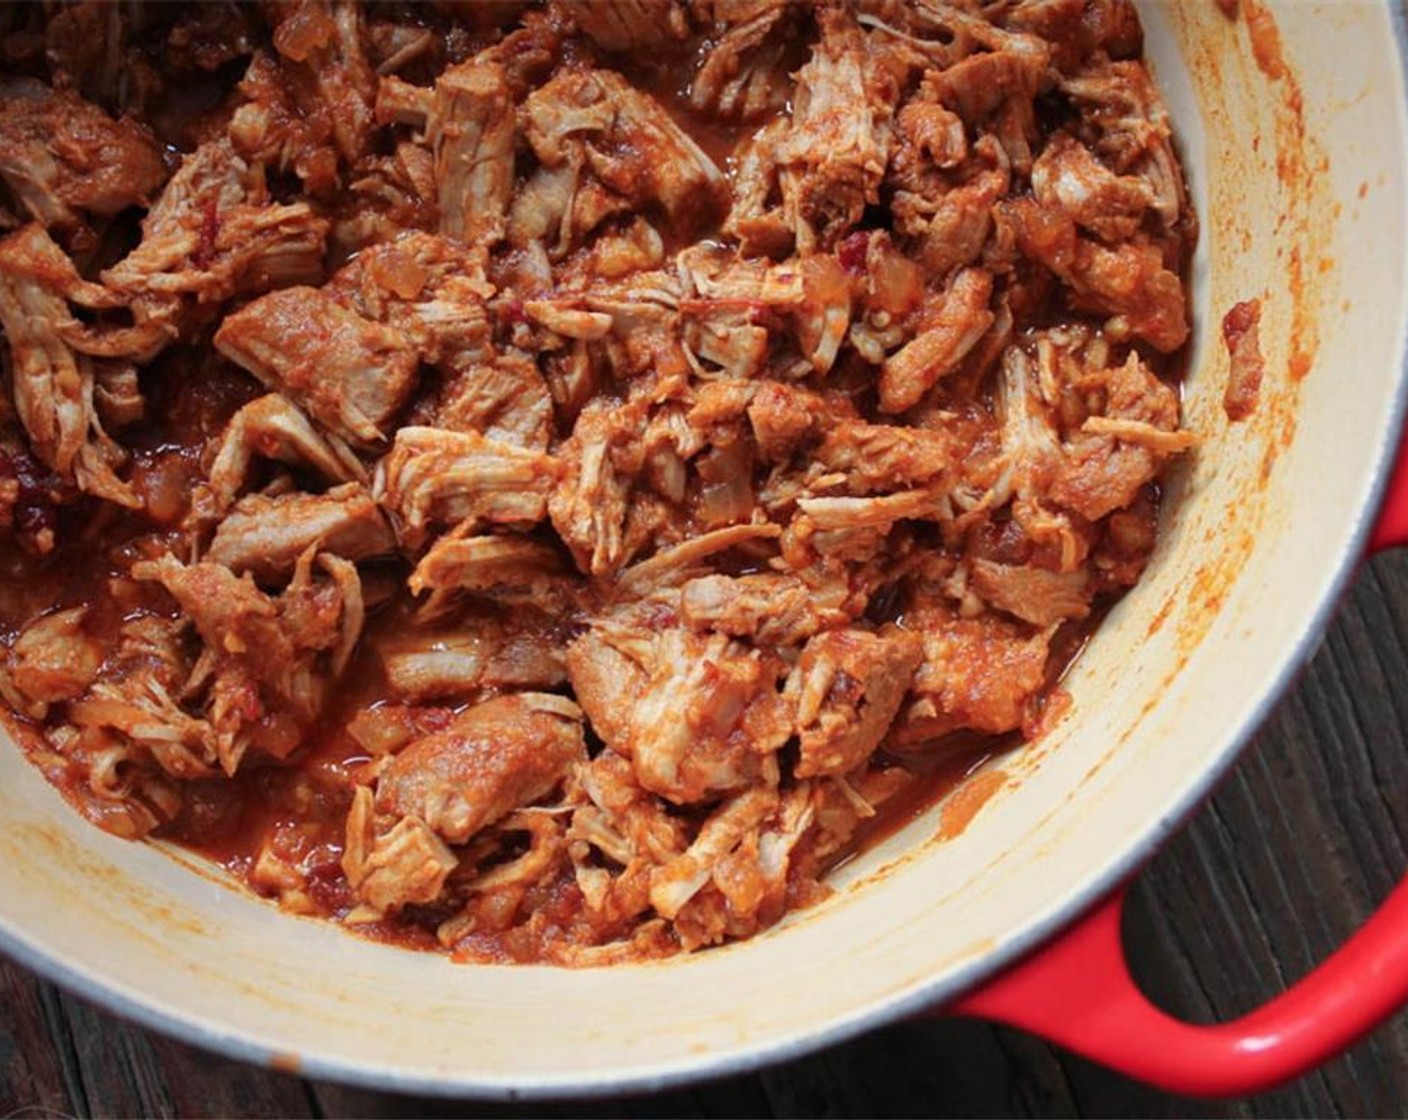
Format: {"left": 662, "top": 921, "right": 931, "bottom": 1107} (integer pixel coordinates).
{"left": 54, "top": 992, "right": 177, "bottom": 1119}
{"left": 5, "top": 550, "right": 1408, "bottom": 1118}
{"left": 147, "top": 1036, "right": 317, "bottom": 1120}
{"left": 309, "top": 1019, "right": 1081, "bottom": 1120}
{"left": 0, "top": 956, "right": 83, "bottom": 1118}
{"left": 0, "top": 966, "right": 316, "bottom": 1119}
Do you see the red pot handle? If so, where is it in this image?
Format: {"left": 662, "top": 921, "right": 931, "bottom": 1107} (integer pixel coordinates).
{"left": 950, "top": 431, "right": 1408, "bottom": 1097}
{"left": 1372, "top": 429, "right": 1408, "bottom": 551}
{"left": 951, "top": 882, "right": 1408, "bottom": 1096}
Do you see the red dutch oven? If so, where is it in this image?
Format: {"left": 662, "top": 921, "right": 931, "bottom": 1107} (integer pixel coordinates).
{"left": 0, "top": 0, "right": 1405, "bottom": 1101}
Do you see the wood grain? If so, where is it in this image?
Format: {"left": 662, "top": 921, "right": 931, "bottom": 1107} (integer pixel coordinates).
{"left": 3, "top": 550, "right": 1406, "bottom": 1119}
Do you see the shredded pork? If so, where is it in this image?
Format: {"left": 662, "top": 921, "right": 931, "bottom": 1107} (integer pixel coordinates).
{"left": 0, "top": 0, "right": 1195, "bottom": 966}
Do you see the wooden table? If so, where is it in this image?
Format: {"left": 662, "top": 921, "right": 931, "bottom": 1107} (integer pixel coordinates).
{"left": 4, "top": 551, "right": 1407, "bottom": 1119}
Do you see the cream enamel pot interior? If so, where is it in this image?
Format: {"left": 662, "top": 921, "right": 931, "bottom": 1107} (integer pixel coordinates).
{"left": 1, "top": 0, "right": 1406, "bottom": 1100}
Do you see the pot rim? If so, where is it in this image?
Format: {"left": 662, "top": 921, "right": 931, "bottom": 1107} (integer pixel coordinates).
{"left": 2, "top": 4, "right": 1408, "bottom": 1103}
